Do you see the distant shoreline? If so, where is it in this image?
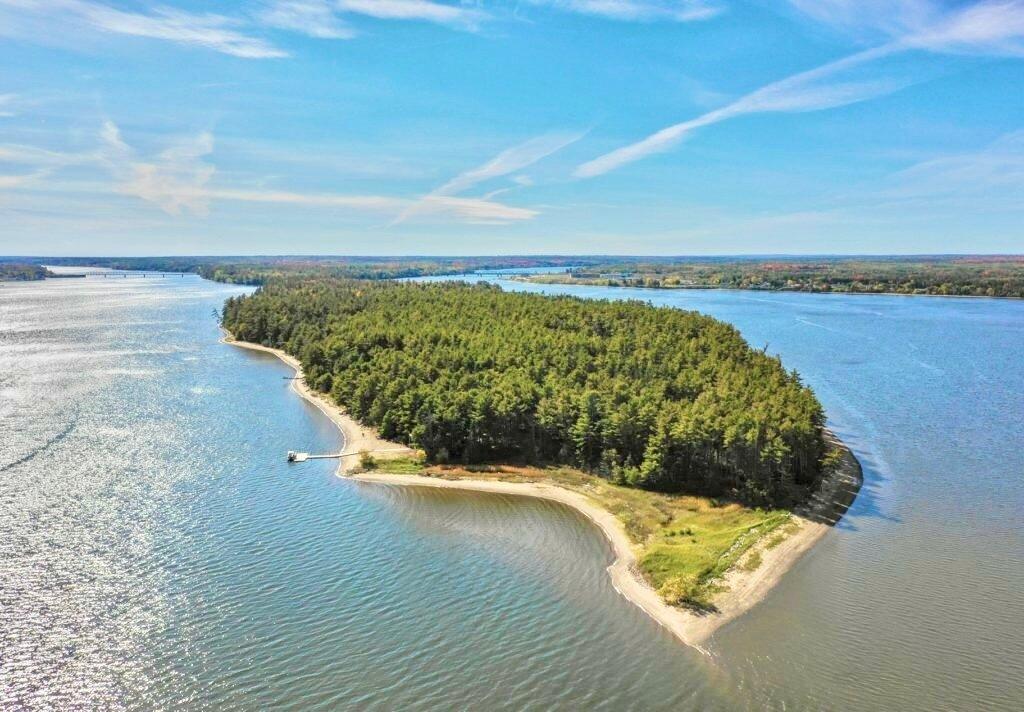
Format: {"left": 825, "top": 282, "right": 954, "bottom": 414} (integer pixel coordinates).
{"left": 514, "top": 277, "right": 1024, "bottom": 301}
{"left": 223, "top": 331, "right": 863, "bottom": 651}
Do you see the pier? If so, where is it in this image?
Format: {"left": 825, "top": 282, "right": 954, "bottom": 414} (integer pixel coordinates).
{"left": 287, "top": 447, "right": 410, "bottom": 463}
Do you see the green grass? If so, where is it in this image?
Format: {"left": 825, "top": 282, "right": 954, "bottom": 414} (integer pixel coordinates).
{"left": 372, "top": 459, "right": 792, "bottom": 611}
{"left": 371, "top": 456, "right": 426, "bottom": 474}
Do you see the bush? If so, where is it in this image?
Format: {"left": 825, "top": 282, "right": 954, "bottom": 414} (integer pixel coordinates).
{"left": 358, "top": 450, "right": 377, "bottom": 471}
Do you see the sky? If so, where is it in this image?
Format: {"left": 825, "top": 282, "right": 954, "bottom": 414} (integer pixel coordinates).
{"left": 1, "top": 0, "right": 1023, "bottom": 256}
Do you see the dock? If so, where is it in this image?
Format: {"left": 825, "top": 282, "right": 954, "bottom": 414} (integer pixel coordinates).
{"left": 287, "top": 447, "right": 410, "bottom": 463}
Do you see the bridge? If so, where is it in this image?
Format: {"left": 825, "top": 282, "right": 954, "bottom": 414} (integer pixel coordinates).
{"left": 95, "top": 271, "right": 191, "bottom": 278}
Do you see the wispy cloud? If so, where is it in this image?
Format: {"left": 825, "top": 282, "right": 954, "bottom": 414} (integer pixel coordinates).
{"left": 577, "top": 1, "right": 1024, "bottom": 177}
{"left": 2, "top": 121, "right": 536, "bottom": 224}
{"left": 336, "top": 0, "right": 488, "bottom": 30}
{"left": 887, "top": 128, "right": 1024, "bottom": 198}
{"left": 788, "top": 0, "right": 1024, "bottom": 56}
{"left": 392, "top": 131, "right": 583, "bottom": 224}
{"left": 258, "top": 1, "right": 355, "bottom": 39}
{"left": 0, "top": 0, "right": 286, "bottom": 58}
{"left": 435, "top": 132, "right": 585, "bottom": 196}
{"left": 575, "top": 46, "right": 901, "bottom": 177}
{"left": 529, "top": 0, "right": 723, "bottom": 22}
{"left": 258, "top": 0, "right": 489, "bottom": 37}
{"left": 98, "top": 121, "right": 217, "bottom": 215}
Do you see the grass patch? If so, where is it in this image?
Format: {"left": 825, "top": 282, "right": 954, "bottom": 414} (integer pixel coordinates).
{"left": 765, "top": 520, "right": 801, "bottom": 550}
{"left": 369, "top": 455, "right": 427, "bottom": 475}
{"left": 741, "top": 549, "right": 763, "bottom": 573}
{"left": 404, "top": 462, "right": 791, "bottom": 610}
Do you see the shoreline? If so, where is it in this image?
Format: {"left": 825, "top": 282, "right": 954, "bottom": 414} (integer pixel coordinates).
{"left": 222, "top": 332, "right": 414, "bottom": 473}
{"left": 353, "top": 438, "right": 861, "bottom": 650}
{"left": 224, "top": 331, "right": 863, "bottom": 651}
{"left": 514, "top": 277, "right": 1023, "bottom": 301}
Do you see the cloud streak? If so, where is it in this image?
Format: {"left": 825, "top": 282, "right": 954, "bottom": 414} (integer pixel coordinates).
{"left": 258, "top": 1, "right": 355, "bottom": 39}
{"left": 336, "top": 0, "right": 487, "bottom": 30}
{"left": 2, "top": 121, "right": 536, "bottom": 224}
{"left": 529, "top": 0, "right": 722, "bottom": 22}
{"left": 887, "top": 128, "right": 1024, "bottom": 198}
{"left": 577, "top": 1, "right": 1024, "bottom": 177}
{"left": 393, "top": 131, "right": 583, "bottom": 224}
{"left": 0, "top": 0, "right": 287, "bottom": 58}
{"left": 258, "top": 0, "right": 489, "bottom": 38}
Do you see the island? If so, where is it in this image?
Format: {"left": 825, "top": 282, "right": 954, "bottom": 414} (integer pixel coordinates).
{"left": 0, "top": 262, "right": 50, "bottom": 281}
{"left": 221, "top": 277, "right": 862, "bottom": 648}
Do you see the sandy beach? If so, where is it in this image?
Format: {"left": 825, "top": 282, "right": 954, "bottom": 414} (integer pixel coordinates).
{"left": 223, "top": 333, "right": 415, "bottom": 472}
{"left": 225, "top": 332, "right": 862, "bottom": 651}
{"left": 354, "top": 437, "right": 861, "bottom": 650}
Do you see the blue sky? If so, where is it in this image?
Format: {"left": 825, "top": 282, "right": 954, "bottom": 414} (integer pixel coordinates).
{"left": 1, "top": 0, "right": 1023, "bottom": 255}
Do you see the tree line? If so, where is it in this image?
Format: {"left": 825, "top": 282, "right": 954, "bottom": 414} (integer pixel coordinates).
{"left": 531, "top": 256, "right": 1024, "bottom": 298}
{"left": 0, "top": 262, "right": 48, "bottom": 281}
{"left": 222, "top": 279, "right": 827, "bottom": 505}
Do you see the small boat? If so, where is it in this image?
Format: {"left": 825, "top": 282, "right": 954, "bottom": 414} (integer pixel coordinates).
{"left": 286, "top": 451, "right": 309, "bottom": 463}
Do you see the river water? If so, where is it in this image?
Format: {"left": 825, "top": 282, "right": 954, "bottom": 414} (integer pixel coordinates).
{"left": 1, "top": 271, "right": 1021, "bottom": 710}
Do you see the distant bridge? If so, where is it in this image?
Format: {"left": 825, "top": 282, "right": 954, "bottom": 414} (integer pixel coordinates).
{"left": 95, "top": 271, "right": 191, "bottom": 278}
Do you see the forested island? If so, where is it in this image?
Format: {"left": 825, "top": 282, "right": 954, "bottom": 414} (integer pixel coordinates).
{"left": 220, "top": 277, "right": 863, "bottom": 615}
{"left": 0, "top": 262, "right": 49, "bottom": 281}
{"left": 223, "top": 279, "right": 826, "bottom": 504}
{"left": 524, "top": 256, "right": 1024, "bottom": 298}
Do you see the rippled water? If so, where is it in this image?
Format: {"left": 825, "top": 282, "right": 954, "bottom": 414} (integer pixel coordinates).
{"left": 2, "top": 273, "right": 1022, "bottom": 710}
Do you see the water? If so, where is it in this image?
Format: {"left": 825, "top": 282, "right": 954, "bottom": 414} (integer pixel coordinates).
{"left": 2, "top": 272, "right": 1022, "bottom": 710}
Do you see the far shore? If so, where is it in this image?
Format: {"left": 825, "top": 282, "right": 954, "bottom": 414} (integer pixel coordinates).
{"left": 224, "top": 331, "right": 863, "bottom": 652}
{"left": 514, "top": 276, "right": 1024, "bottom": 301}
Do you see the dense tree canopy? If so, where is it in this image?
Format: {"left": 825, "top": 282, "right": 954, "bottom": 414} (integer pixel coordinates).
{"left": 223, "top": 279, "right": 826, "bottom": 504}
{"left": 0, "top": 262, "right": 48, "bottom": 281}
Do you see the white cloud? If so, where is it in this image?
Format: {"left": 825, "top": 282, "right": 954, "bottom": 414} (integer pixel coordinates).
{"left": 789, "top": 0, "right": 1024, "bottom": 56}
{"left": 0, "top": 0, "right": 286, "bottom": 58}
{"left": 888, "top": 129, "right": 1024, "bottom": 198}
{"left": 575, "top": 46, "right": 902, "bottom": 177}
{"left": 529, "top": 0, "right": 722, "bottom": 22}
{"left": 2, "top": 121, "right": 536, "bottom": 225}
{"left": 411, "top": 195, "right": 538, "bottom": 223}
{"left": 577, "top": 1, "right": 1024, "bottom": 177}
{"left": 902, "top": 0, "right": 1024, "bottom": 56}
{"left": 98, "top": 121, "right": 216, "bottom": 215}
{"left": 392, "top": 131, "right": 583, "bottom": 224}
{"left": 258, "top": 0, "right": 355, "bottom": 39}
{"left": 204, "top": 187, "right": 403, "bottom": 210}
{"left": 336, "top": 0, "right": 487, "bottom": 29}
{"left": 259, "top": 0, "right": 489, "bottom": 37}
{"left": 785, "top": 0, "right": 936, "bottom": 42}
{"left": 435, "top": 132, "right": 584, "bottom": 195}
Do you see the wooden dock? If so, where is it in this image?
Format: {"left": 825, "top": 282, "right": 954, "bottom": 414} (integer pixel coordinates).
{"left": 287, "top": 447, "right": 410, "bottom": 463}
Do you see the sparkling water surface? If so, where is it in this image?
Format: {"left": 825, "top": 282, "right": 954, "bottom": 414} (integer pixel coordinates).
{"left": 1, "top": 271, "right": 1022, "bottom": 710}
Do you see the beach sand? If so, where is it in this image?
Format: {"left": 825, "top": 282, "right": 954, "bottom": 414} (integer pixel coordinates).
{"left": 223, "top": 333, "right": 414, "bottom": 471}
{"left": 225, "top": 333, "right": 862, "bottom": 651}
